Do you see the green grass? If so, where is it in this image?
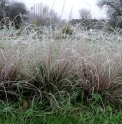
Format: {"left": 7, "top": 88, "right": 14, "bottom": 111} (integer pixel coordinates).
{"left": 0, "top": 102, "right": 122, "bottom": 124}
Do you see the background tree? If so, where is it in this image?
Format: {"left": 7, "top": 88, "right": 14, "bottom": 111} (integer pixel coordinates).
{"left": 49, "top": 9, "right": 59, "bottom": 24}
{"left": 79, "top": 8, "right": 92, "bottom": 20}
{"left": 97, "top": 0, "right": 122, "bottom": 29}
{"left": 30, "top": 3, "right": 60, "bottom": 27}
{"left": 0, "top": 0, "right": 9, "bottom": 19}
{"left": 8, "top": 1, "right": 27, "bottom": 20}
{"left": 9, "top": 1, "right": 28, "bottom": 28}
{"left": 0, "top": 0, "right": 28, "bottom": 28}
{"left": 0, "top": 0, "right": 9, "bottom": 8}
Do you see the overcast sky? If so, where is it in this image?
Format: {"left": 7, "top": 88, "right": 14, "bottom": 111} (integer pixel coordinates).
{"left": 19, "top": 0, "right": 106, "bottom": 20}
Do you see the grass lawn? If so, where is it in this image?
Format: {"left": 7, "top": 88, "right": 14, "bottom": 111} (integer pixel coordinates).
{"left": 0, "top": 104, "right": 122, "bottom": 124}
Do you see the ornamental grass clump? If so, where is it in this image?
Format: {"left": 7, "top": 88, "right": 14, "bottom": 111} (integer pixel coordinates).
{"left": 0, "top": 22, "right": 122, "bottom": 111}
{"left": 0, "top": 43, "right": 23, "bottom": 101}
{"left": 27, "top": 37, "right": 122, "bottom": 109}
{"left": 72, "top": 39, "right": 122, "bottom": 106}
{"left": 29, "top": 41, "right": 78, "bottom": 110}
